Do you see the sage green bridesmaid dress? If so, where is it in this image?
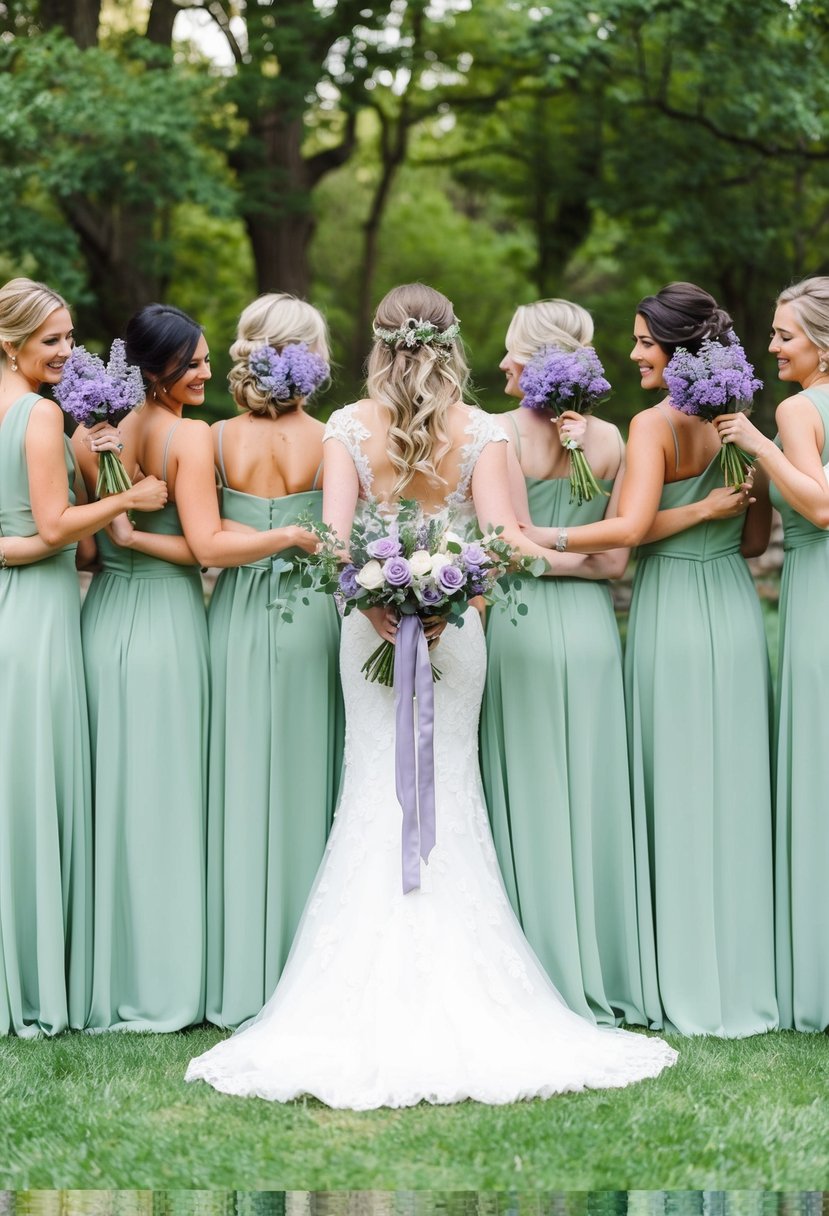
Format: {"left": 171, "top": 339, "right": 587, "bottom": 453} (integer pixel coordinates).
{"left": 626, "top": 411, "right": 777, "bottom": 1036}
{"left": 771, "top": 386, "right": 829, "bottom": 1031}
{"left": 205, "top": 424, "right": 344, "bottom": 1028}
{"left": 0, "top": 393, "right": 92, "bottom": 1036}
{"left": 83, "top": 421, "right": 208, "bottom": 1031}
{"left": 481, "top": 431, "right": 653, "bottom": 1028}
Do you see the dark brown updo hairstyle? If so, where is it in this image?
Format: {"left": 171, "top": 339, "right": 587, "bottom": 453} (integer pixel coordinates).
{"left": 637, "top": 282, "right": 733, "bottom": 357}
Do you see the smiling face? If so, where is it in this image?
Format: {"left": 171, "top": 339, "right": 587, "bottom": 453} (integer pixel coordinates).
{"left": 499, "top": 351, "right": 525, "bottom": 399}
{"left": 6, "top": 307, "right": 74, "bottom": 389}
{"left": 631, "top": 314, "right": 670, "bottom": 390}
{"left": 159, "top": 334, "right": 212, "bottom": 407}
{"left": 769, "top": 302, "right": 827, "bottom": 388}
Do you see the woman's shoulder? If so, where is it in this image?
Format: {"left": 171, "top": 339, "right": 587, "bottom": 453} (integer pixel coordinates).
{"left": 450, "top": 402, "right": 508, "bottom": 442}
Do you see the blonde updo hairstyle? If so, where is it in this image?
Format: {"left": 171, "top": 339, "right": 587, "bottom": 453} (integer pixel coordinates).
{"left": 366, "top": 283, "right": 469, "bottom": 497}
{"left": 777, "top": 277, "right": 829, "bottom": 360}
{"left": 505, "top": 298, "right": 594, "bottom": 363}
{"left": 228, "top": 292, "right": 330, "bottom": 418}
{"left": 0, "top": 277, "right": 68, "bottom": 370}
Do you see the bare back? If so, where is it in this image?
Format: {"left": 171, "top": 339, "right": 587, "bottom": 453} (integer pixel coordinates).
{"left": 503, "top": 408, "right": 624, "bottom": 482}
{"left": 212, "top": 411, "right": 325, "bottom": 498}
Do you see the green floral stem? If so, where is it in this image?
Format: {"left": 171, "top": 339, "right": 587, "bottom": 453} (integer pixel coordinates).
{"left": 719, "top": 440, "right": 754, "bottom": 490}
{"left": 567, "top": 448, "right": 609, "bottom": 506}
{"left": 96, "top": 451, "right": 132, "bottom": 499}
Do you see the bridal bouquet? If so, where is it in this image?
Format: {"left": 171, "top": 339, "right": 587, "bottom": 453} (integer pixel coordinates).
{"left": 54, "top": 339, "right": 144, "bottom": 498}
{"left": 277, "top": 501, "right": 545, "bottom": 686}
{"left": 664, "top": 334, "right": 762, "bottom": 488}
{"left": 519, "top": 345, "right": 611, "bottom": 505}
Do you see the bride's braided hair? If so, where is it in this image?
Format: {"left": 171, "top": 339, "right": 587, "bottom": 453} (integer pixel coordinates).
{"left": 366, "top": 283, "right": 469, "bottom": 498}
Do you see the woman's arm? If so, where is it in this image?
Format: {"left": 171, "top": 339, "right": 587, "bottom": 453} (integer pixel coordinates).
{"left": 716, "top": 398, "right": 829, "bottom": 528}
{"left": 739, "top": 465, "right": 771, "bottom": 558}
{"left": 29, "top": 399, "right": 167, "bottom": 545}
{"left": 321, "top": 435, "right": 360, "bottom": 553}
{"left": 173, "top": 421, "right": 316, "bottom": 566}
{"left": 519, "top": 459, "right": 631, "bottom": 579}
{"left": 640, "top": 484, "right": 751, "bottom": 544}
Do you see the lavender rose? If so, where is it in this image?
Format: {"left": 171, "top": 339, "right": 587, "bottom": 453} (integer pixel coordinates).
{"left": 383, "top": 556, "right": 412, "bottom": 587}
{"left": 339, "top": 564, "right": 360, "bottom": 598}
{"left": 436, "top": 563, "right": 465, "bottom": 594}
{"left": 461, "top": 543, "right": 488, "bottom": 570}
{"left": 416, "top": 580, "right": 444, "bottom": 608}
{"left": 367, "top": 535, "right": 402, "bottom": 561}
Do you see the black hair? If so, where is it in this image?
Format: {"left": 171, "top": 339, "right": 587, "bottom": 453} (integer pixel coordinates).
{"left": 636, "top": 282, "right": 733, "bottom": 357}
{"left": 124, "top": 303, "right": 202, "bottom": 391}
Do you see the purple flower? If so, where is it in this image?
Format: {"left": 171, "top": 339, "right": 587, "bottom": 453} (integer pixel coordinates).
{"left": 54, "top": 339, "right": 144, "bottom": 426}
{"left": 248, "top": 343, "right": 329, "bottom": 404}
{"left": 461, "top": 543, "right": 488, "bottom": 570}
{"left": 665, "top": 336, "right": 762, "bottom": 420}
{"left": 519, "top": 346, "right": 611, "bottom": 415}
{"left": 436, "top": 563, "right": 465, "bottom": 594}
{"left": 338, "top": 564, "right": 360, "bottom": 598}
{"left": 416, "top": 580, "right": 444, "bottom": 608}
{"left": 383, "top": 556, "right": 412, "bottom": 587}
{"left": 367, "top": 535, "right": 402, "bottom": 560}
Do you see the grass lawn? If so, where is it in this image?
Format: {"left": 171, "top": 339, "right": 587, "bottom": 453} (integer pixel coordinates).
{"left": 2, "top": 1028, "right": 829, "bottom": 1191}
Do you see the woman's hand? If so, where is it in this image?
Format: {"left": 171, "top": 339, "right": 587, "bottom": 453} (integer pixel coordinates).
{"left": 421, "top": 614, "right": 448, "bottom": 648}
{"left": 361, "top": 603, "right": 398, "bottom": 642}
{"left": 714, "top": 413, "right": 769, "bottom": 458}
{"left": 107, "top": 512, "right": 136, "bottom": 548}
{"left": 700, "top": 483, "right": 755, "bottom": 521}
{"left": 85, "top": 421, "right": 125, "bottom": 455}
{"left": 557, "top": 410, "right": 587, "bottom": 449}
{"left": 287, "top": 525, "right": 320, "bottom": 555}
{"left": 126, "top": 475, "right": 168, "bottom": 512}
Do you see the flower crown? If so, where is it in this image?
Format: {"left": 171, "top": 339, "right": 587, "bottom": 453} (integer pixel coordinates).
{"left": 373, "top": 316, "right": 461, "bottom": 350}
{"left": 247, "top": 342, "right": 329, "bottom": 403}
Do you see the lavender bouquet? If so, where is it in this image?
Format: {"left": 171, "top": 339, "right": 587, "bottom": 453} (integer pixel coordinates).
{"left": 274, "top": 501, "right": 545, "bottom": 686}
{"left": 248, "top": 343, "right": 329, "bottom": 403}
{"left": 519, "top": 345, "right": 611, "bottom": 505}
{"left": 54, "top": 339, "right": 144, "bottom": 498}
{"left": 664, "top": 334, "right": 762, "bottom": 488}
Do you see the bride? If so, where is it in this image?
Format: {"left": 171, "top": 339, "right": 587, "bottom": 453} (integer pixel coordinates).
{"left": 185, "top": 283, "right": 677, "bottom": 1109}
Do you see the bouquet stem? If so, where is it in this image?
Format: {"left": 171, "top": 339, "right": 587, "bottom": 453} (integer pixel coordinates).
{"left": 360, "top": 636, "right": 442, "bottom": 685}
{"left": 719, "top": 440, "right": 754, "bottom": 490}
{"left": 565, "top": 444, "right": 609, "bottom": 506}
{"left": 96, "top": 451, "right": 133, "bottom": 499}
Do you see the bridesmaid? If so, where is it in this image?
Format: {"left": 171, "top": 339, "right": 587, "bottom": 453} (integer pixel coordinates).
{"left": 481, "top": 298, "right": 653, "bottom": 1027}
{"left": 0, "top": 277, "right": 166, "bottom": 1036}
{"left": 206, "top": 293, "right": 344, "bottom": 1029}
{"left": 75, "top": 304, "right": 318, "bottom": 1032}
{"left": 529, "top": 283, "right": 778, "bottom": 1036}
{"left": 717, "top": 276, "right": 829, "bottom": 1032}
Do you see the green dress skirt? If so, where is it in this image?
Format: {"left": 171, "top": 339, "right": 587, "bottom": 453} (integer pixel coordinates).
{"left": 770, "top": 386, "right": 829, "bottom": 1031}
{"left": 0, "top": 393, "right": 92, "bottom": 1036}
{"left": 83, "top": 511, "right": 209, "bottom": 1031}
{"left": 481, "top": 476, "right": 653, "bottom": 1027}
{"left": 626, "top": 456, "right": 777, "bottom": 1035}
{"left": 206, "top": 486, "right": 344, "bottom": 1028}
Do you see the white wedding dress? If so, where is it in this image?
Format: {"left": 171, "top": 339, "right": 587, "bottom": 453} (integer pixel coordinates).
{"left": 185, "top": 405, "right": 677, "bottom": 1109}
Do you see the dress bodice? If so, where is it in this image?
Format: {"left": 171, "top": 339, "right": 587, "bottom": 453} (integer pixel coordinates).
{"left": 525, "top": 476, "right": 614, "bottom": 528}
{"left": 769, "top": 387, "right": 829, "bottom": 552}
{"left": 323, "top": 402, "right": 506, "bottom": 529}
{"left": 637, "top": 457, "right": 744, "bottom": 562}
{"left": 0, "top": 393, "right": 77, "bottom": 561}
{"left": 221, "top": 486, "right": 324, "bottom": 569}
{"left": 96, "top": 503, "right": 199, "bottom": 579}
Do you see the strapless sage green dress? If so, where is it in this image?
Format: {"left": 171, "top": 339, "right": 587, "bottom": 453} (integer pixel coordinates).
{"left": 0, "top": 393, "right": 92, "bottom": 1036}
{"left": 626, "top": 454, "right": 777, "bottom": 1035}
{"left": 770, "top": 386, "right": 829, "bottom": 1031}
{"left": 482, "top": 474, "right": 653, "bottom": 1027}
{"left": 205, "top": 465, "right": 344, "bottom": 1029}
{"left": 83, "top": 426, "right": 208, "bottom": 1032}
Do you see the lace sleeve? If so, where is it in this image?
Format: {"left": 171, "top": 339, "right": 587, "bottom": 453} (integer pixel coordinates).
{"left": 450, "top": 408, "right": 509, "bottom": 505}
{"left": 323, "top": 404, "right": 373, "bottom": 498}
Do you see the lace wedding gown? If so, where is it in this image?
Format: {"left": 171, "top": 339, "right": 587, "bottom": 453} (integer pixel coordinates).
{"left": 185, "top": 405, "right": 677, "bottom": 1108}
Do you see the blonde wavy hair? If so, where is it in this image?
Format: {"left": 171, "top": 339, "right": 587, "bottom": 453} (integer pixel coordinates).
{"left": 366, "top": 283, "right": 469, "bottom": 497}
{"left": 504, "top": 298, "right": 594, "bottom": 363}
{"left": 228, "top": 292, "right": 330, "bottom": 418}
{"left": 0, "top": 278, "right": 68, "bottom": 369}
{"left": 777, "top": 277, "right": 829, "bottom": 358}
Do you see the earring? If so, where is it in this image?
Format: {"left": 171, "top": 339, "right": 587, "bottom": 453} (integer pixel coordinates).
{"left": 10, "top": 355, "right": 17, "bottom": 373}
{"left": 820, "top": 359, "right": 828, "bottom": 374}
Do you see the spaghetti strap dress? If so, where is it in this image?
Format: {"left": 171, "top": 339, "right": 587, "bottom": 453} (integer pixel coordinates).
{"left": 0, "top": 392, "right": 92, "bottom": 1036}
{"left": 83, "top": 420, "right": 209, "bottom": 1031}
{"left": 205, "top": 421, "right": 344, "bottom": 1029}
{"left": 625, "top": 410, "right": 777, "bottom": 1036}
{"left": 770, "top": 386, "right": 829, "bottom": 1030}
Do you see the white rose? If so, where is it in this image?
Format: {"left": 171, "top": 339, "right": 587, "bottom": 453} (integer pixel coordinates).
{"left": 429, "top": 552, "right": 453, "bottom": 576}
{"left": 356, "top": 560, "right": 385, "bottom": 590}
{"left": 409, "top": 549, "right": 432, "bottom": 577}
{"left": 439, "top": 529, "right": 464, "bottom": 553}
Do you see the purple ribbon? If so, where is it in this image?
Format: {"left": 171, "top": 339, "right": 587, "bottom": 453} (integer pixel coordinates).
{"left": 394, "top": 614, "right": 436, "bottom": 893}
